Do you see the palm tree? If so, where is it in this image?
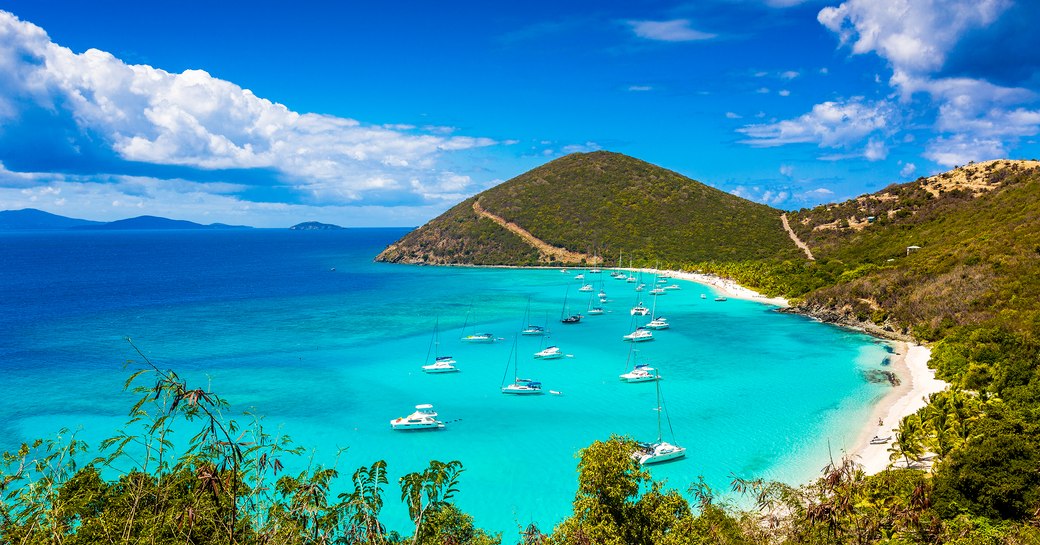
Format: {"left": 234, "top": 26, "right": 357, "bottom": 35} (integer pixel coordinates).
{"left": 888, "top": 415, "right": 925, "bottom": 469}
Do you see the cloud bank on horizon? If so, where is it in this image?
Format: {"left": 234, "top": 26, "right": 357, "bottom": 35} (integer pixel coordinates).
{"left": 0, "top": 10, "right": 499, "bottom": 226}
{"left": 0, "top": 1, "right": 1038, "bottom": 226}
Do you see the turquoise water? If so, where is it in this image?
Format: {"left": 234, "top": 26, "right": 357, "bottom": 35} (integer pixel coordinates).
{"left": 0, "top": 229, "right": 892, "bottom": 536}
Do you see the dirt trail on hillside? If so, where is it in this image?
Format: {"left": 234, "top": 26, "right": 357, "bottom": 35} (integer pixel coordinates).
{"left": 781, "top": 213, "right": 815, "bottom": 261}
{"left": 472, "top": 200, "right": 601, "bottom": 265}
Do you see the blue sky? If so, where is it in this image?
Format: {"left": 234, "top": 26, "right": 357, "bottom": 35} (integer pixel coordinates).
{"left": 0, "top": 0, "right": 1038, "bottom": 226}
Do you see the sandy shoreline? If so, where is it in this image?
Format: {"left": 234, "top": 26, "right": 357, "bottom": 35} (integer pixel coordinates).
{"left": 847, "top": 343, "right": 945, "bottom": 473}
{"left": 639, "top": 267, "right": 947, "bottom": 475}
{"left": 628, "top": 268, "right": 791, "bottom": 307}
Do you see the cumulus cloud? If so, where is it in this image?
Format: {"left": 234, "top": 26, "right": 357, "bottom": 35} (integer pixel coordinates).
{"left": 627, "top": 19, "right": 716, "bottom": 42}
{"left": 738, "top": 98, "right": 893, "bottom": 151}
{"left": 725, "top": 112, "right": 742, "bottom": 119}
{"left": 815, "top": 0, "right": 1039, "bottom": 166}
{"left": 0, "top": 10, "right": 498, "bottom": 207}
{"left": 900, "top": 162, "right": 917, "bottom": 177}
{"left": 627, "top": 85, "right": 653, "bottom": 92}
{"left": 817, "top": 0, "right": 1010, "bottom": 74}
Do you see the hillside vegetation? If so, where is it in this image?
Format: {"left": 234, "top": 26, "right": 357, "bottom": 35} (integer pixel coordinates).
{"left": 377, "top": 151, "right": 802, "bottom": 266}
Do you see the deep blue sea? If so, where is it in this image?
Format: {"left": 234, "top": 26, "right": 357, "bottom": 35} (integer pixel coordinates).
{"left": 0, "top": 229, "right": 892, "bottom": 537}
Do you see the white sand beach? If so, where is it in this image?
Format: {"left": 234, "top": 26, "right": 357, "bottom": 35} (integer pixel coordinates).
{"left": 850, "top": 343, "right": 946, "bottom": 473}
{"left": 637, "top": 268, "right": 791, "bottom": 307}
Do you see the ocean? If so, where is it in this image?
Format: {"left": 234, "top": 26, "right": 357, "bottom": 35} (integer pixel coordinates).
{"left": 0, "top": 228, "right": 892, "bottom": 536}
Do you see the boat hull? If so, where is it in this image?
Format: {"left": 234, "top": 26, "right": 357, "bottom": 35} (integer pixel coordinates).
{"left": 422, "top": 365, "right": 459, "bottom": 373}
{"left": 635, "top": 443, "right": 686, "bottom": 464}
{"left": 501, "top": 386, "right": 544, "bottom": 395}
{"left": 390, "top": 421, "right": 445, "bottom": 430}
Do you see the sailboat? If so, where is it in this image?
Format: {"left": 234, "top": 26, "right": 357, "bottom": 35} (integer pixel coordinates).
{"left": 502, "top": 337, "right": 544, "bottom": 395}
{"left": 644, "top": 296, "right": 669, "bottom": 330}
{"left": 632, "top": 372, "right": 685, "bottom": 464}
{"left": 521, "top": 301, "right": 546, "bottom": 336}
{"left": 586, "top": 291, "right": 604, "bottom": 315}
{"left": 560, "top": 286, "right": 583, "bottom": 324}
{"left": 460, "top": 306, "right": 496, "bottom": 343}
{"left": 422, "top": 318, "right": 459, "bottom": 373}
{"left": 619, "top": 346, "right": 659, "bottom": 382}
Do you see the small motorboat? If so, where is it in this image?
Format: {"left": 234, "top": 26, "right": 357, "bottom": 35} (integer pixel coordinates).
{"left": 422, "top": 356, "right": 459, "bottom": 373}
{"left": 649, "top": 287, "right": 666, "bottom": 296}
{"left": 521, "top": 325, "right": 545, "bottom": 336}
{"left": 560, "top": 314, "right": 583, "bottom": 324}
{"left": 714, "top": 296, "right": 728, "bottom": 302}
{"left": 630, "top": 303, "right": 650, "bottom": 316}
{"left": 870, "top": 435, "right": 892, "bottom": 445}
{"left": 664, "top": 284, "right": 681, "bottom": 291}
{"left": 533, "top": 346, "right": 565, "bottom": 359}
{"left": 587, "top": 306, "right": 604, "bottom": 315}
{"left": 390, "top": 404, "right": 445, "bottom": 430}
{"left": 577, "top": 284, "right": 594, "bottom": 292}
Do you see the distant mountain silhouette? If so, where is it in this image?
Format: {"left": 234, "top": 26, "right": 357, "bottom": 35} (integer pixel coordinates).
{"left": 289, "top": 221, "right": 345, "bottom": 230}
{"left": 0, "top": 208, "right": 103, "bottom": 230}
{"left": 80, "top": 215, "right": 249, "bottom": 230}
{"left": 0, "top": 209, "right": 251, "bottom": 230}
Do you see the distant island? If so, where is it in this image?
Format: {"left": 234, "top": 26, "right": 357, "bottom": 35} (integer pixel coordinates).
{"left": 289, "top": 221, "right": 345, "bottom": 230}
{"left": 0, "top": 209, "right": 250, "bottom": 230}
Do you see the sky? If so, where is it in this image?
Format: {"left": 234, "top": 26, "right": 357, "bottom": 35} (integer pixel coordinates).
{"left": 0, "top": 0, "right": 1038, "bottom": 227}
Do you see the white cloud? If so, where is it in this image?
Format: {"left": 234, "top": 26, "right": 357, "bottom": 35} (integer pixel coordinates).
{"left": 816, "top": 0, "right": 1039, "bottom": 166}
{"left": 628, "top": 85, "right": 653, "bottom": 92}
{"left": 779, "top": 164, "right": 794, "bottom": 177}
{"left": 561, "top": 141, "right": 602, "bottom": 154}
{"left": 738, "top": 98, "right": 893, "bottom": 150}
{"left": 780, "top": 71, "right": 800, "bottom": 80}
{"left": 923, "top": 135, "right": 1007, "bottom": 167}
{"left": 778, "top": 89, "right": 791, "bottom": 97}
{"left": 725, "top": 112, "right": 742, "bottom": 119}
{"left": 0, "top": 10, "right": 497, "bottom": 206}
{"left": 756, "top": 87, "right": 770, "bottom": 94}
{"left": 900, "top": 162, "right": 917, "bottom": 177}
{"left": 627, "top": 19, "right": 716, "bottom": 42}
{"left": 817, "top": 0, "right": 1010, "bottom": 74}
{"left": 863, "top": 138, "right": 888, "bottom": 161}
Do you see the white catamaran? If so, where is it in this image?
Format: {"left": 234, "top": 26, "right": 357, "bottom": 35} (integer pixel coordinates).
{"left": 632, "top": 372, "right": 686, "bottom": 464}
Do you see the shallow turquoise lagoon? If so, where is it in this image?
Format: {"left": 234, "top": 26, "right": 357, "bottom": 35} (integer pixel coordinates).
{"left": 0, "top": 229, "right": 892, "bottom": 536}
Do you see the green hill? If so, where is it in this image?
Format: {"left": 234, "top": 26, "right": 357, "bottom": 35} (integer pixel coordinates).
{"left": 772, "top": 160, "right": 1040, "bottom": 341}
{"left": 377, "top": 151, "right": 801, "bottom": 267}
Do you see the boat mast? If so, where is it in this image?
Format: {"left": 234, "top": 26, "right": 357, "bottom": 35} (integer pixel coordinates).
{"left": 656, "top": 371, "right": 664, "bottom": 442}
{"left": 560, "top": 286, "right": 569, "bottom": 320}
